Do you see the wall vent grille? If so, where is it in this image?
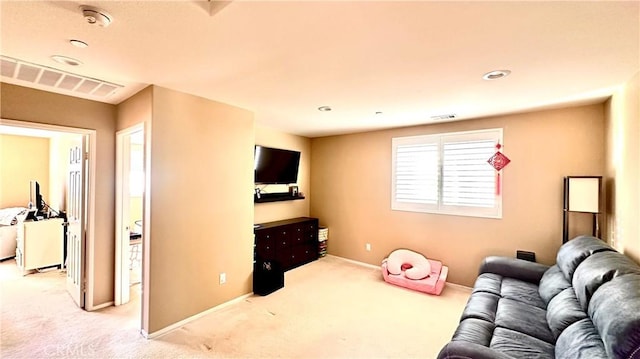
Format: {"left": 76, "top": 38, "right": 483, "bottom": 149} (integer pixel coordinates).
{"left": 0, "top": 56, "right": 122, "bottom": 98}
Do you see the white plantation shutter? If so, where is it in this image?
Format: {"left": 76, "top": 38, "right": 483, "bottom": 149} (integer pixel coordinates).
{"left": 394, "top": 142, "right": 439, "bottom": 204}
{"left": 442, "top": 139, "right": 496, "bottom": 207}
{"left": 392, "top": 129, "right": 503, "bottom": 218}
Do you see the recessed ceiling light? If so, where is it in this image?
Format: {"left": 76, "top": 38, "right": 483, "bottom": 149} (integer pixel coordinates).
{"left": 483, "top": 70, "right": 511, "bottom": 80}
{"left": 318, "top": 106, "right": 332, "bottom": 112}
{"left": 70, "top": 39, "right": 88, "bottom": 48}
{"left": 51, "top": 55, "right": 83, "bottom": 66}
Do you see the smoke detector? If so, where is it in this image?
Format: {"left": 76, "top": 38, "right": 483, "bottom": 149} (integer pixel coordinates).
{"left": 80, "top": 5, "right": 112, "bottom": 27}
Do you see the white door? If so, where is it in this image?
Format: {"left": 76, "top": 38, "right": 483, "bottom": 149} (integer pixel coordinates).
{"left": 66, "top": 138, "right": 86, "bottom": 308}
{"left": 115, "top": 130, "right": 132, "bottom": 305}
{"left": 115, "top": 124, "right": 144, "bottom": 306}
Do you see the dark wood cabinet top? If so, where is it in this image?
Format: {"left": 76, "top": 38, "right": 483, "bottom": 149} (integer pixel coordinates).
{"left": 254, "top": 217, "right": 318, "bottom": 231}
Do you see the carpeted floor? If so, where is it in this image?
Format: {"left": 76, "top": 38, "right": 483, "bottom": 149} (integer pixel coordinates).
{"left": 1, "top": 255, "right": 470, "bottom": 358}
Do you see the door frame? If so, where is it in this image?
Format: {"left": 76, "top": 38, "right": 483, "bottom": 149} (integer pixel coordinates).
{"left": 115, "top": 123, "right": 144, "bottom": 306}
{"left": 0, "top": 118, "right": 96, "bottom": 309}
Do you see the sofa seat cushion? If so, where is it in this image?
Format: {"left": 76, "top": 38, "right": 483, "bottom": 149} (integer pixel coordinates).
{"left": 460, "top": 291, "right": 500, "bottom": 323}
{"left": 589, "top": 274, "right": 640, "bottom": 359}
{"left": 452, "top": 318, "right": 495, "bottom": 346}
{"left": 495, "top": 298, "right": 555, "bottom": 344}
{"left": 490, "top": 327, "right": 555, "bottom": 359}
{"left": 546, "top": 288, "right": 587, "bottom": 339}
{"left": 555, "top": 318, "right": 607, "bottom": 359}
{"left": 573, "top": 251, "right": 640, "bottom": 311}
{"left": 501, "top": 277, "right": 546, "bottom": 309}
{"left": 538, "top": 264, "right": 572, "bottom": 305}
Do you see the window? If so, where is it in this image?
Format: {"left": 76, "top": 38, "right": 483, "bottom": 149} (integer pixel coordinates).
{"left": 392, "top": 128, "right": 503, "bottom": 218}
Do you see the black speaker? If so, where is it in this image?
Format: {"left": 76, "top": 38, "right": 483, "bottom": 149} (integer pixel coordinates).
{"left": 253, "top": 260, "right": 284, "bottom": 296}
{"left": 517, "top": 250, "right": 536, "bottom": 262}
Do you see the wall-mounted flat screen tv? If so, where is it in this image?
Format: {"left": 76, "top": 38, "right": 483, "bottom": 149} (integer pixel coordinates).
{"left": 254, "top": 145, "right": 301, "bottom": 184}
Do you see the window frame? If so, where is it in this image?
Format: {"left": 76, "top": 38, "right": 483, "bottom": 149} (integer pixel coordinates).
{"left": 391, "top": 128, "right": 503, "bottom": 219}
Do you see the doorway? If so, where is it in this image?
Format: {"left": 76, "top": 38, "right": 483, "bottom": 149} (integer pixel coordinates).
{"left": 115, "top": 123, "right": 144, "bottom": 313}
{"left": 0, "top": 119, "right": 94, "bottom": 309}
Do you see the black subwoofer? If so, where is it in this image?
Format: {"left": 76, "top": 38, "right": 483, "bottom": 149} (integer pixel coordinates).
{"left": 253, "top": 260, "right": 284, "bottom": 296}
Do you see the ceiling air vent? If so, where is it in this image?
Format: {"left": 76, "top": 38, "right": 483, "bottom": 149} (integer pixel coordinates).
{"left": 0, "top": 56, "right": 122, "bottom": 98}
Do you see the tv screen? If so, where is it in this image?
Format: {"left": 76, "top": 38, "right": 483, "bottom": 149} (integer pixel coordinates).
{"left": 254, "top": 146, "right": 301, "bottom": 184}
{"left": 29, "top": 180, "right": 44, "bottom": 213}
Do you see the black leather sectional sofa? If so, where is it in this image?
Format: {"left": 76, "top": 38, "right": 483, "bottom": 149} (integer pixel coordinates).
{"left": 437, "top": 235, "right": 640, "bottom": 359}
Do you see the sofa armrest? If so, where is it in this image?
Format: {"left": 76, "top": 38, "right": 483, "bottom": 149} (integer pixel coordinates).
{"left": 437, "top": 341, "right": 513, "bottom": 359}
{"left": 479, "top": 256, "right": 550, "bottom": 284}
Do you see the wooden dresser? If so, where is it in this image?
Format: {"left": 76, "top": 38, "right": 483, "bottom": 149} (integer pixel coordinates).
{"left": 254, "top": 217, "right": 319, "bottom": 271}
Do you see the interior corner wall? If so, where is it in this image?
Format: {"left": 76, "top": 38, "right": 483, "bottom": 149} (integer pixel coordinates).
{"left": 0, "top": 134, "right": 50, "bottom": 207}
{"left": 254, "top": 125, "right": 311, "bottom": 224}
{"left": 605, "top": 71, "right": 640, "bottom": 264}
{"left": 0, "top": 83, "right": 117, "bottom": 306}
{"left": 146, "top": 86, "right": 254, "bottom": 335}
{"left": 116, "top": 85, "right": 153, "bottom": 331}
{"left": 310, "top": 104, "right": 605, "bottom": 287}
{"left": 116, "top": 86, "right": 152, "bottom": 132}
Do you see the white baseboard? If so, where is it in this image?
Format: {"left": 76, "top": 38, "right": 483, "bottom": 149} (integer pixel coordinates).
{"left": 445, "top": 282, "right": 472, "bottom": 291}
{"left": 144, "top": 293, "right": 254, "bottom": 339}
{"left": 326, "top": 254, "right": 472, "bottom": 291}
{"left": 326, "top": 254, "right": 380, "bottom": 270}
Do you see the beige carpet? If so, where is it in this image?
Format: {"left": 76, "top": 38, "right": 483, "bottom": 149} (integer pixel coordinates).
{"left": 1, "top": 255, "right": 470, "bottom": 358}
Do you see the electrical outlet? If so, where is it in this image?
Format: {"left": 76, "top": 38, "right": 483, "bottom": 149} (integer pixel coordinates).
{"left": 365, "top": 243, "right": 371, "bottom": 251}
{"left": 219, "top": 272, "right": 226, "bottom": 285}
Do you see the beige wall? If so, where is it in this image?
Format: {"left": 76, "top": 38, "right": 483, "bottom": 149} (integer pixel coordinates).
{"left": 117, "top": 86, "right": 152, "bottom": 132}
{"left": 0, "top": 134, "right": 50, "bottom": 208}
{"left": 605, "top": 71, "right": 640, "bottom": 263}
{"left": 116, "top": 86, "right": 152, "bottom": 330}
{"left": 146, "top": 86, "right": 254, "bottom": 334}
{"left": 254, "top": 125, "right": 311, "bottom": 224}
{"left": 116, "top": 88, "right": 151, "bottom": 232}
{"left": 1, "top": 83, "right": 117, "bottom": 306}
{"left": 310, "top": 104, "right": 605, "bottom": 286}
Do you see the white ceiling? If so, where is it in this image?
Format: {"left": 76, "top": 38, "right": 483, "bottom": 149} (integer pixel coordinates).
{"left": 1, "top": 1, "right": 638, "bottom": 138}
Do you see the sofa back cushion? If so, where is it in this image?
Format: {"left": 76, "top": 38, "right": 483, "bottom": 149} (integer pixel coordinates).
{"left": 546, "top": 287, "right": 587, "bottom": 339}
{"left": 588, "top": 274, "right": 640, "bottom": 359}
{"left": 557, "top": 235, "right": 614, "bottom": 280}
{"left": 538, "top": 264, "right": 571, "bottom": 305}
{"left": 573, "top": 251, "right": 640, "bottom": 311}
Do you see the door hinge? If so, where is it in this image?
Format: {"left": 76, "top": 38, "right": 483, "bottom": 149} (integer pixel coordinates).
{"left": 84, "top": 152, "right": 89, "bottom": 160}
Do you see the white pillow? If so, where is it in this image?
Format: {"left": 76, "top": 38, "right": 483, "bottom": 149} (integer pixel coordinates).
{"left": 386, "top": 249, "right": 431, "bottom": 280}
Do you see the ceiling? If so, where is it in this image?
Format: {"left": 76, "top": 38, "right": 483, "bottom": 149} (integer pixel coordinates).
{"left": 1, "top": 1, "right": 638, "bottom": 138}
